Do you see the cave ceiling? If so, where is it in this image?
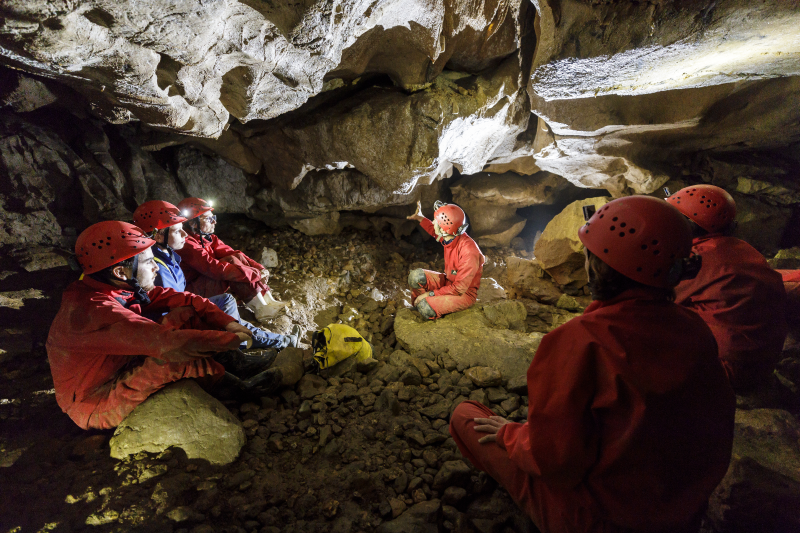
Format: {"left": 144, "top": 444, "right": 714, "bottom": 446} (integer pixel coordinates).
{"left": 1, "top": 0, "right": 799, "bottom": 250}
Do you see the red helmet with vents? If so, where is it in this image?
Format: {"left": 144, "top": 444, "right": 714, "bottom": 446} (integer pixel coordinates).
{"left": 177, "top": 197, "right": 214, "bottom": 220}
{"left": 75, "top": 221, "right": 155, "bottom": 274}
{"left": 578, "top": 196, "right": 692, "bottom": 288}
{"left": 433, "top": 203, "right": 467, "bottom": 235}
{"left": 133, "top": 200, "right": 187, "bottom": 233}
{"left": 665, "top": 184, "right": 736, "bottom": 233}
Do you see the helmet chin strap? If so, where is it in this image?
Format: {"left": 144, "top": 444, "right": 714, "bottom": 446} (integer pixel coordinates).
{"left": 125, "top": 254, "right": 151, "bottom": 306}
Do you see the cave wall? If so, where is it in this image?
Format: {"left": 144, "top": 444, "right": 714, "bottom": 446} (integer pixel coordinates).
{"left": 1, "top": 0, "right": 799, "bottom": 265}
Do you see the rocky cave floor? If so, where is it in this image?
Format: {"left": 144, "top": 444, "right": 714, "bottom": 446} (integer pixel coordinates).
{"left": 1, "top": 219, "right": 800, "bottom": 533}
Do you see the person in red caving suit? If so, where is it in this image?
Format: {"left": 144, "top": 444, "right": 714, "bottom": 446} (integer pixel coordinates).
{"left": 406, "top": 201, "right": 485, "bottom": 319}
{"left": 176, "top": 197, "right": 288, "bottom": 322}
{"left": 450, "top": 196, "right": 735, "bottom": 533}
{"left": 667, "top": 184, "right": 787, "bottom": 392}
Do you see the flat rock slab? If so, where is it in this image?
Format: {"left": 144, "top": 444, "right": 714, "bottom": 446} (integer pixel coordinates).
{"left": 109, "top": 380, "right": 245, "bottom": 466}
{"left": 394, "top": 306, "right": 544, "bottom": 378}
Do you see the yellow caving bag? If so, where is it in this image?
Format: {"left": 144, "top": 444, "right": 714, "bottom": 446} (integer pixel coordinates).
{"left": 311, "top": 323, "right": 373, "bottom": 371}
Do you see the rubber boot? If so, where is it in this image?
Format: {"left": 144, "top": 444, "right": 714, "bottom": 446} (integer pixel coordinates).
{"left": 211, "top": 370, "right": 283, "bottom": 401}
{"left": 214, "top": 348, "right": 278, "bottom": 379}
{"left": 261, "top": 290, "right": 288, "bottom": 318}
{"left": 245, "top": 292, "right": 271, "bottom": 322}
{"left": 246, "top": 291, "right": 287, "bottom": 322}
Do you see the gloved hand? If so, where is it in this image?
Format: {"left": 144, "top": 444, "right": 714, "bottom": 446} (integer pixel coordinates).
{"left": 260, "top": 269, "right": 269, "bottom": 282}
{"left": 225, "top": 322, "right": 253, "bottom": 344}
{"left": 406, "top": 200, "right": 424, "bottom": 222}
{"left": 414, "top": 293, "right": 429, "bottom": 306}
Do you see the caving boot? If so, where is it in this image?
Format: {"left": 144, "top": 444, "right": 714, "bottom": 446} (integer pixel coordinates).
{"left": 214, "top": 348, "right": 278, "bottom": 379}
{"left": 212, "top": 369, "right": 283, "bottom": 401}
{"left": 284, "top": 325, "right": 303, "bottom": 349}
{"left": 263, "top": 290, "right": 289, "bottom": 317}
{"left": 246, "top": 291, "right": 288, "bottom": 322}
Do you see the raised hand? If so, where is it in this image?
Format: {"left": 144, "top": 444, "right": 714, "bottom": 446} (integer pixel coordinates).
{"left": 406, "top": 200, "right": 425, "bottom": 222}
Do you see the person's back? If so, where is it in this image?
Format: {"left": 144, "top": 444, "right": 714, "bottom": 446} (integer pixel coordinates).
{"left": 516, "top": 289, "right": 735, "bottom": 531}
{"left": 667, "top": 186, "right": 788, "bottom": 391}
{"left": 449, "top": 196, "right": 736, "bottom": 533}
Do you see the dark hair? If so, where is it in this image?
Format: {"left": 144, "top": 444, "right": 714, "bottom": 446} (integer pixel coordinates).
{"left": 88, "top": 257, "right": 134, "bottom": 285}
{"left": 586, "top": 249, "right": 674, "bottom": 301}
{"left": 153, "top": 227, "right": 169, "bottom": 247}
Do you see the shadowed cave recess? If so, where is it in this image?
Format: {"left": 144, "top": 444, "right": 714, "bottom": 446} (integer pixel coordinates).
{"left": 1, "top": 0, "right": 800, "bottom": 532}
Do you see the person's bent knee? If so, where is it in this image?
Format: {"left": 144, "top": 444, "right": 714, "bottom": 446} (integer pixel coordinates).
{"left": 417, "top": 299, "right": 437, "bottom": 319}
{"left": 408, "top": 268, "right": 427, "bottom": 289}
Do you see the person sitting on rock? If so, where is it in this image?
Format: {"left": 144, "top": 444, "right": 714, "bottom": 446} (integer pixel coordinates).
{"left": 176, "top": 197, "right": 287, "bottom": 323}
{"left": 406, "top": 200, "right": 485, "bottom": 319}
{"left": 133, "top": 200, "right": 299, "bottom": 351}
{"left": 449, "top": 196, "right": 735, "bottom": 533}
{"left": 46, "top": 221, "right": 284, "bottom": 430}
{"left": 666, "top": 184, "right": 788, "bottom": 393}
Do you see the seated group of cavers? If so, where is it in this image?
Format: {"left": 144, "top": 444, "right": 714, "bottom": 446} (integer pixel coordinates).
{"left": 46, "top": 198, "right": 301, "bottom": 430}
{"left": 46, "top": 185, "right": 792, "bottom": 533}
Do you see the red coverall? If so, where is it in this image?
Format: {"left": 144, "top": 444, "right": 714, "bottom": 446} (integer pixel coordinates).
{"left": 46, "top": 277, "right": 239, "bottom": 430}
{"left": 450, "top": 288, "right": 735, "bottom": 533}
{"left": 178, "top": 232, "right": 268, "bottom": 301}
{"left": 777, "top": 270, "right": 800, "bottom": 347}
{"left": 675, "top": 235, "right": 788, "bottom": 391}
{"left": 412, "top": 218, "right": 485, "bottom": 317}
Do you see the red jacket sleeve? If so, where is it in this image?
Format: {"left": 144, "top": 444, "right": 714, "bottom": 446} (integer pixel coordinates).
{"left": 496, "top": 325, "right": 600, "bottom": 487}
{"left": 144, "top": 287, "right": 236, "bottom": 329}
{"left": 178, "top": 237, "right": 262, "bottom": 284}
{"left": 433, "top": 242, "right": 482, "bottom": 297}
{"left": 420, "top": 218, "right": 437, "bottom": 239}
{"left": 210, "top": 237, "right": 265, "bottom": 270}
{"left": 56, "top": 293, "right": 239, "bottom": 363}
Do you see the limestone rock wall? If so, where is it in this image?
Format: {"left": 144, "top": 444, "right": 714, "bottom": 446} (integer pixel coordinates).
{"left": 1, "top": 0, "right": 799, "bottom": 255}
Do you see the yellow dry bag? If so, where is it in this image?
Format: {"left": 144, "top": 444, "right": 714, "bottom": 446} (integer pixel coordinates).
{"left": 312, "top": 323, "right": 373, "bottom": 371}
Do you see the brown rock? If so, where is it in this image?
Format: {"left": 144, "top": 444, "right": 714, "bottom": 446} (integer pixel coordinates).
{"left": 296, "top": 374, "right": 327, "bottom": 400}
{"left": 465, "top": 367, "right": 503, "bottom": 388}
{"left": 534, "top": 198, "right": 611, "bottom": 286}
{"left": 272, "top": 347, "right": 306, "bottom": 387}
{"left": 504, "top": 256, "right": 563, "bottom": 304}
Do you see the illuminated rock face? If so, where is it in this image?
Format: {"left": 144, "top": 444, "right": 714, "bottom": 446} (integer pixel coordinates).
{"left": 0, "top": 0, "right": 799, "bottom": 245}
{"left": 526, "top": 0, "right": 800, "bottom": 196}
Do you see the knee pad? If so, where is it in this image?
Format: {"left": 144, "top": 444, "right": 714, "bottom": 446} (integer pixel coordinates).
{"left": 417, "top": 299, "right": 437, "bottom": 320}
{"left": 408, "top": 268, "right": 427, "bottom": 289}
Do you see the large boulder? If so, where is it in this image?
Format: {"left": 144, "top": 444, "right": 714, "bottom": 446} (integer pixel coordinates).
{"left": 503, "top": 256, "right": 563, "bottom": 304}
{"left": 533, "top": 197, "right": 610, "bottom": 286}
{"left": 394, "top": 306, "right": 544, "bottom": 378}
{"left": 707, "top": 409, "right": 800, "bottom": 532}
{"left": 246, "top": 57, "right": 529, "bottom": 195}
{"left": 109, "top": 380, "right": 245, "bottom": 465}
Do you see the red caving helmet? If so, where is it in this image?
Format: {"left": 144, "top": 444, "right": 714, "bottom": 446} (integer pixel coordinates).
{"left": 578, "top": 196, "right": 692, "bottom": 289}
{"left": 75, "top": 221, "right": 155, "bottom": 274}
{"left": 177, "top": 197, "right": 214, "bottom": 221}
{"left": 433, "top": 202, "right": 468, "bottom": 235}
{"left": 133, "top": 200, "right": 187, "bottom": 234}
{"left": 666, "top": 184, "right": 736, "bottom": 233}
